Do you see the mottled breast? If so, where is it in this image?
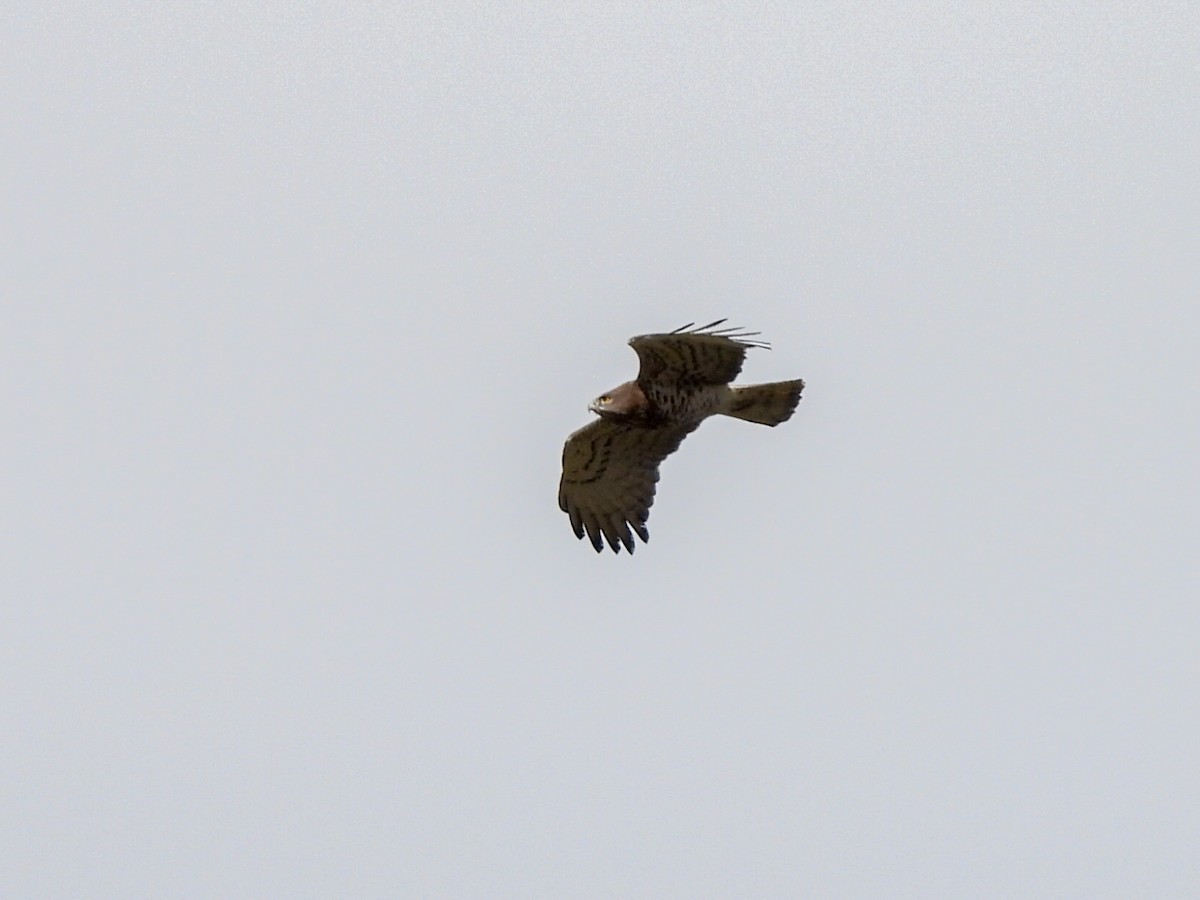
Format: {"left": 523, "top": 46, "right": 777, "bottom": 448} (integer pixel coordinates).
{"left": 645, "top": 383, "right": 730, "bottom": 424}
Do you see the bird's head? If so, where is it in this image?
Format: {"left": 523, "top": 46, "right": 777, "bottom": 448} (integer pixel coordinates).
{"left": 589, "top": 381, "right": 649, "bottom": 421}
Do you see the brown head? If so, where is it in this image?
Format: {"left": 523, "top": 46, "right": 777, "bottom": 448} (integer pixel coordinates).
{"left": 589, "top": 380, "right": 651, "bottom": 422}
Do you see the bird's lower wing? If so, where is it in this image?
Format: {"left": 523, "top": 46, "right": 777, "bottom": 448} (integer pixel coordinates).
{"left": 558, "top": 418, "right": 694, "bottom": 553}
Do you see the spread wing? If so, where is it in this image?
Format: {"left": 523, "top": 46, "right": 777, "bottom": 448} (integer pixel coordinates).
{"left": 558, "top": 418, "right": 697, "bottom": 553}
{"left": 629, "top": 318, "right": 770, "bottom": 388}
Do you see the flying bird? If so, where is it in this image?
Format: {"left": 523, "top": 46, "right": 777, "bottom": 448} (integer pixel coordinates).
{"left": 558, "top": 319, "right": 804, "bottom": 553}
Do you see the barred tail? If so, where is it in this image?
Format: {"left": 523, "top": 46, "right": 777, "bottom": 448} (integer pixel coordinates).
{"left": 722, "top": 379, "right": 805, "bottom": 426}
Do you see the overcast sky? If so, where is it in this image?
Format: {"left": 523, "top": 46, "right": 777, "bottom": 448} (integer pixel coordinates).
{"left": 4, "top": 4, "right": 1198, "bottom": 897}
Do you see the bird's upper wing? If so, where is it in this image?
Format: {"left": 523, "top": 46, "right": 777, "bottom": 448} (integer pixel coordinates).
{"left": 558, "top": 417, "right": 697, "bottom": 553}
{"left": 628, "top": 319, "right": 769, "bottom": 388}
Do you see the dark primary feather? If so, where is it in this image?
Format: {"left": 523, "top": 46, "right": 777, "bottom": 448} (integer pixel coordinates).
{"left": 668, "top": 318, "right": 771, "bottom": 349}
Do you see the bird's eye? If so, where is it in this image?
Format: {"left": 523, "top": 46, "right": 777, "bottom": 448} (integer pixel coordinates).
{"left": 598, "top": 395, "right": 611, "bottom": 403}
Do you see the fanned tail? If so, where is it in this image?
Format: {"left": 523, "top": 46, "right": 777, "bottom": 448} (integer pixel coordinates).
{"left": 722, "top": 379, "right": 805, "bottom": 426}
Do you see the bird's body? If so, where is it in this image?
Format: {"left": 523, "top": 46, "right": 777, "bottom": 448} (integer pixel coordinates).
{"left": 642, "top": 381, "right": 730, "bottom": 423}
{"left": 558, "top": 319, "right": 804, "bottom": 554}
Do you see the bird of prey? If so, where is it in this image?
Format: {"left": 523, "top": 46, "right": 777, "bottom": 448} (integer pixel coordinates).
{"left": 558, "top": 319, "right": 804, "bottom": 553}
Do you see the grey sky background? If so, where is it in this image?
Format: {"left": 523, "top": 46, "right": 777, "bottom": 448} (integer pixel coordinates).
{"left": 4, "top": 4, "right": 1197, "bottom": 897}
